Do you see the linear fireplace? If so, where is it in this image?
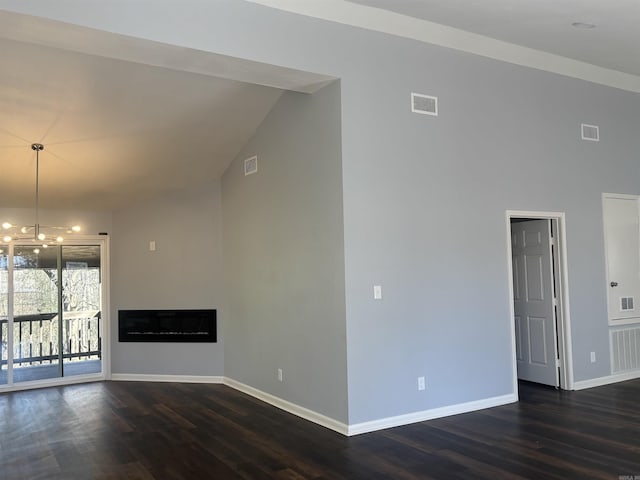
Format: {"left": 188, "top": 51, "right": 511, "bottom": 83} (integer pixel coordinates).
{"left": 118, "top": 309, "right": 217, "bottom": 343}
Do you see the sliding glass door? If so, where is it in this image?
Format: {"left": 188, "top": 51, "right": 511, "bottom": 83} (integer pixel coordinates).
{"left": 61, "top": 245, "right": 102, "bottom": 377}
{"left": 0, "top": 240, "right": 105, "bottom": 388}
{"left": 0, "top": 245, "right": 8, "bottom": 386}
{"left": 13, "top": 245, "right": 61, "bottom": 382}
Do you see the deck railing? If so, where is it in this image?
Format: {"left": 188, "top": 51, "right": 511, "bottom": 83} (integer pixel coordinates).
{"left": 0, "top": 311, "right": 101, "bottom": 367}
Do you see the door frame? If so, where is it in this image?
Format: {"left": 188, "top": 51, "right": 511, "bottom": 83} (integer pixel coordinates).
{"left": 0, "top": 234, "right": 110, "bottom": 392}
{"left": 602, "top": 192, "right": 640, "bottom": 326}
{"left": 505, "top": 210, "right": 574, "bottom": 393}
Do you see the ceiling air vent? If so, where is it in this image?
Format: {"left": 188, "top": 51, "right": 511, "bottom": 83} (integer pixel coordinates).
{"left": 581, "top": 123, "right": 599, "bottom": 142}
{"left": 244, "top": 156, "right": 258, "bottom": 176}
{"left": 411, "top": 93, "right": 438, "bottom": 116}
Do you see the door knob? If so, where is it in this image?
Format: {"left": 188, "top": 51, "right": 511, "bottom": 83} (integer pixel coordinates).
{"left": 610, "top": 281, "right": 619, "bottom": 287}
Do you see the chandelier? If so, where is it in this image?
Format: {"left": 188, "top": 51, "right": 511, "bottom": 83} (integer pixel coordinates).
{"left": 1, "top": 143, "right": 81, "bottom": 250}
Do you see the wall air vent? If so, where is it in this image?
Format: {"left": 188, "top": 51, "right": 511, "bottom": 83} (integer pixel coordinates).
{"left": 411, "top": 93, "right": 438, "bottom": 116}
{"left": 581, "top": 123, "right": 599, "bottom": 142}
{"left": 611, "top": 326, "right": 640, "bottom": 372}
{"left": 621, "top": 296, "right": 634, "bottom": 311}
{"left": 244, "top": 155, "right": 258, "bottom": 176}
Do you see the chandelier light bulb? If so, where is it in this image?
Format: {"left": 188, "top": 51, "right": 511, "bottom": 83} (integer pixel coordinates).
{"left": 37, "top": 233, "right": 46, "bottom": 241}
{"left": 71, "top": 225, "right": 81, "bottom": 232}
{"left": 56, "top": 236, "right": 64, "bottom": 243}
{"left": 33, "top": 248, "right": 40, "bottom": 254}
{"left": 21, "top": 226, "right": 29, "bottom": 234}
{"left": 2, "top": 222, "right": 11, "bottom": 229}
{"left": 42, "top": 244, "right": 48, "bottom": 248}
{"left": 3, "top": 235, "right": 12, "bottom": 243}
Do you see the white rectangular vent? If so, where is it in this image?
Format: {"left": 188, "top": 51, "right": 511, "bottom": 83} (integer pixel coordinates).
{"left": 581, "top": 123, "right": 599, "bottom": 142}
{"left": 411, "top": 93, "right": 438, "bottom": 116}
{"left": 620, "top": 296, "right": 634, "bottom": 311}
{"left": 244, "top": 155, "right": 258, "bottom": 176}
{"left": 610, "top": 326, "right": 640, "bottom": 373}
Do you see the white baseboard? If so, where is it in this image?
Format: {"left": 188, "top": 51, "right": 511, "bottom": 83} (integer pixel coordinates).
{"left": 572, "top": 370, "right": 640, "bottom": 390}
{"left": 111, "top": 373, "right": 224, "bottom": 384}
{"left": 223, "top": 377, "right": 349, "bottom": 435}
{"left": 347, "top": 393, "right": 518, "bottom": 436}
{"left": 109, "top": 374, "right": 518, "bottom": 437}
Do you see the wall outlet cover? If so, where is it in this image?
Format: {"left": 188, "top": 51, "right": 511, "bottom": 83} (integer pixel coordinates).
{"left": 373, "top": 285, "right": 382, "bottom": 300}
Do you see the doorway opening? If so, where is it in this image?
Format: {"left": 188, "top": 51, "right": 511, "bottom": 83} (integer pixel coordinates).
{"left": 506, "top": 211, "right": 573, "bottom": 394}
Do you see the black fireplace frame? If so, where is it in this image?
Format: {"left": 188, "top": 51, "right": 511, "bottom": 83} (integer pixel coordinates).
{"left": 118, "top": 309, "right": 217, "bottom": 343}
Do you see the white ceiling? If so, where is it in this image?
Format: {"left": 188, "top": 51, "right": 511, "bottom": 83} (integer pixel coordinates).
{"left": 0, "top": 37, "right": 284, "bottom": 211}
{"left": 0, "top": 11, "right": 334, "bottom": 212}
{"left": 346, "top": 0, "right": 640, "bottom": 77}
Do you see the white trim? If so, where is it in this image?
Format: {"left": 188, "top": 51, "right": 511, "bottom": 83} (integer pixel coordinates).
{"left": 111, "top": 374, "right": 224, "bottom": 384}
{"left": 607, "top": 317, "right": 640, "bottom": 327}
{"left": 348, "top": 393, "right": 517, "bottom": 436}
{"left": 247, "top": 0, "right": 640, "bottom": 93}
{"left": 505, "top": 218, "right": 521, "bottom": 397}
{"left": 558, "top": 217, "right": 575, "bottom": 389}
{"left": 602, "top": 192, "right": 640, "bottom": 201}
{"left": 223, "top": 377, "right": 349, "bottom": 435}
{"left": 602, "top": 193, "right": 640, "bottom": 327}
{"left": 505, "top": 210, "right": 575, "bottom": 390}
{"left": 99, "top": 236, "right": 112, "bottom": 380}
{"left": 572, "top": 370, "right": 640, "bottom": 390}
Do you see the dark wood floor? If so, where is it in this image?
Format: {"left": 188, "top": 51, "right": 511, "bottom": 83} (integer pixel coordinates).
{"left": 0, "top": 379, "right": 639, "bottom": 479}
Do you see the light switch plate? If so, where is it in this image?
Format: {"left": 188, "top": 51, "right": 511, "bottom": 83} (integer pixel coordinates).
{"left": 373, "top": 285, "right": 382, "bottom": 300}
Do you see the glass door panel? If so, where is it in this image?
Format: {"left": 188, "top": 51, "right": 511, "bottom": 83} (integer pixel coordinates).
{"left": 61, "top": 245, "right": 102, "bottom": 376}
{"left": 12, "top": 246, "right": 61, "bottom": 383}
{"left": 0, "top": 244, "right": 8, "bottom": 385}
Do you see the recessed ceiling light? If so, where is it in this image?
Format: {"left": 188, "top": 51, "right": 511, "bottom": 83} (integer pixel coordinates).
{"left": 572, "top": 22, "right": 596, "bottom": 29}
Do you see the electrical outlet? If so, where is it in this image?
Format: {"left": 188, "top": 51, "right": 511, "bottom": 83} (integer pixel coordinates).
{"left": 373, "top": 285, "right": 382, "bottom": 300}
{"left": 417, "top": 376, "right": 425, "bottom": 391}
{"left": 277, "top": 368, "right": 283, "bottom": 382}
{"left": 590, "top": 352, "right": 596, "bottom": 363}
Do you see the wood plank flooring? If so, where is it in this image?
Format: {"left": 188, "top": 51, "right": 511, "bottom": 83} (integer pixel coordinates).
{"left": 0, "top": 379, "right": 639, "bottom": 479}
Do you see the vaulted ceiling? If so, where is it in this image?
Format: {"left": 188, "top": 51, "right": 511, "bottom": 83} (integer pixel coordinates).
{"left": 0, "top": 37, "right": 284, "bottom": 211}
{"left": 0, "top": 11, "right": 333, "bottom": 212}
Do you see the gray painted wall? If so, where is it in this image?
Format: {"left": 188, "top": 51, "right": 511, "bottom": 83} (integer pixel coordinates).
{"left": 4, "top": 1, "right": 640, "bottom": 425}
{"left": 110, "top": 183, "right": 223, "bottom": 376}
{"left": 222, "top": 83, "right": 347, "bottom": 422}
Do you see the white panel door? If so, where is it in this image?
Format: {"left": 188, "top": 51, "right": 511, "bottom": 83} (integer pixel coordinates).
{"left": 603, "top": 196, "right": 640, "bottom": 323}
{"left": 511, "top": 219, "right": 559, "bottom": 387}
